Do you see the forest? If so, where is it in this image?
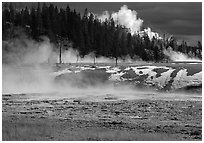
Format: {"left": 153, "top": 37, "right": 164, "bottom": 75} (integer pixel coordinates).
{"left": 2, "top": 3, "right": 202, "bottom": 62}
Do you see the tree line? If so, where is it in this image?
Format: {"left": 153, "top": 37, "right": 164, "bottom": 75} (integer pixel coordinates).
{"left": 2, "top": 3, "right": 202, "bottom": 62}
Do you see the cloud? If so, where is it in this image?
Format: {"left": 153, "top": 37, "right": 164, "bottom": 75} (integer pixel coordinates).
{"left": 163, "top": 46, "right": 201, "bottom": 62}
{"left": 95, "top": 5, "right": 162, "bottom": 40}
{"left": 96, "top": 5, "right": 144, "bottom": 34}
{"left": 97, "top": 11, "right": 110, "bottom": 22}
{"left": 111, "top": 5, "right": 143, "bottom": 33}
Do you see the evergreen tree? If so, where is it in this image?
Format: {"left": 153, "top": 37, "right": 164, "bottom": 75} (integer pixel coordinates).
{"left": 42, "top": 3, "right": 49, "bottom": 30}
{"left": 88, "top": 13, "right": 94, "bottom": 51}
{"left": 59, "top": 8, "right": 66, "bottom": 37}
{"left": 36, "top": 2, "right": 43, "bottom": 36}
{"left": 112, "top": 27, "right": 120, "bottom": 65}
{"left": 9, "top": 3, "right": 15, "bottom": 23}
{"left": 120, "top": 32, "right": 127, "bottom": 57}
{"left": 23, "top": 7, "right": 30, "bottom": 26}
{"left": 78, "top": 30, "right": 86, "bottom": 56}
{"left": 126, "top": 33, "right": 133, "bottom": 57}
{"left": 2, "top": 3, "right": 202, "bottom": 62}
{"left": 65, "top": 5, "right": 71, "bottom": 38}
{"left": 30, "top": 6, "right": 37, "bottom": 38}
{"left": 83, "top": 8, "right": 88, "bottom": 18}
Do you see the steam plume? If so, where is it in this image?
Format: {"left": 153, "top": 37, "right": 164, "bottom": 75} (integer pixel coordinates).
{"left": 2, "top": 36, "right": 144, "bottom": 95}
{"left": 111, "top": 5, "right": 143, "bottom": 33}
{"left": 2, "top": 36, "right": 57, "bottom": 65}
{"left": 61, "top": 48, "right": 142, "bottom": 64}
{"left": 163, "top": 46, "right": 201, "bottom": 62}
{"left": 95, "top": 5, "right": 162, "bottom": 39}
{"left": 2, "top": 37, "right": 57, "bottom": 94}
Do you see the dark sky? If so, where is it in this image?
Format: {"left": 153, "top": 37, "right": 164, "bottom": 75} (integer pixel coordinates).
{"left": 7, "top": 2, "right": 202, "bottom": 46}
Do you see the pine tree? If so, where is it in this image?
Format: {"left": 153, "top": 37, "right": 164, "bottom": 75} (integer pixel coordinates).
{"left": 9, "top": 3, "right": 15, "bottom": 23}
{"left": 42, "top": 3, "right": 49, "bottom": 30}
{"left": 2, "top": 4, "right": 202, "bottom": 62}
{"left": 23, "top": 7, "right": 30, "bottom": 26}
{"left": 120, "top": 31, "right": 127, "bottom": 57}
{"left": 65, "top": 5, "right": 71, "bottom": 38}
{"left": 59, "top": 8, "right": 66, "bottom": 37}
{"left": 82, "top": 11, "right": 91, "bottom": 54}
{"left": 126, "top": 33, "right": 133, "bottom": 57}
{"left": 112, "top": 27, "right": 120, "bottom": 66}
{"left": 83, "top": 8, "right": 88, "bottom": 18}
{"left": 88, "top": 13, "right": 94, "bottom": 51}
{"left": 53, "top": 6, "right": 60, "bottom": 36}
{"left": 31, "top": 6, "right": 37, "bottom": 38}
{"left": 36, "top": 2, "right": 43, "bottom": 36}
{"left": 78, "top": 30, "right": 86, "bottom": 56}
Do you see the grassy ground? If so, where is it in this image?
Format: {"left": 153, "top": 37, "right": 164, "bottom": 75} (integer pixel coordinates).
{"left": 2, "top": 94, "right": 202, "bottom": 141}
{"left": 2, "top": 62, "right": 202, "bottom": 140}
{"left": 2, "top": 115, "right": 184, "bottom": 141}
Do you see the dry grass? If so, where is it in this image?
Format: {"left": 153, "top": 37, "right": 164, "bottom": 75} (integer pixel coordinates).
{"left": 2, "top": 116, "right": 181, "bottom": 141}
{"left": 2, "top": 118, "right": 52, "bottom": 141}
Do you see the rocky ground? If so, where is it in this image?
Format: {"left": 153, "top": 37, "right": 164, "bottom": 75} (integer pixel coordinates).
{"left": 2, "top": 93, "right": 202, "bottom": 141}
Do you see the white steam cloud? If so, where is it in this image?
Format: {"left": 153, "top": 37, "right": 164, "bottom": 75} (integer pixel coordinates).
{"left": 2, "top": 36, "right": 58, "bottom": 65}
{"left": 2, "top": 37, "right": 57, "bottom": 94}
{"left": 2, "top": 36, "right": 145, "bottom": 95}
{"left": 95, "top": 5, "right": 162, "bottom": 40}
{"left": 140, "top": 27, "right": 162, "bottom": 40}
{"left": 62, "top": 48, "right": 114, "bottom": 63}
{"left": 96, "top": 5, "right": 143, "bottom": 33}
{"left": 111, "top": 5, "right": 143, "bottom": 33}
{"left": 97, "top": 11, "right": 110, "bottom": 22}
{"left": 163, "top": 46, "right": 201, "bottom": 62}
{"left": 61, "top": 48, "right": 142, "bottom": 64}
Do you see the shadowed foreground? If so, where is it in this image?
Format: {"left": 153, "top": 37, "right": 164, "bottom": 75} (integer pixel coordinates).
{"left": 2, "top": 115, "right": 185, "bottom": 141}
{"left": 2, "top": 94, "right": 202, "bottom": 141}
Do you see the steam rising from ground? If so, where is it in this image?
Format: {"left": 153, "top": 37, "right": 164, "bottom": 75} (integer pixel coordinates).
{"left": 62, "top": 48, "right": 142, "bottom": 64}
{"left": 163, "top": 47, "right": 202, "bottom": 62}
{"left": 62, "top": 48, "right": 114, "bottom": 63}
{"left": 2, "top": 36, "right": 201, "bottom": 101}
{"left": 2, "top": 36, "right": 57, "bottom": 65}
{"left": 111, "top": 5, "right": 143, "bottom": 34}
{"left": 2, "top": 36, "right": 142, "bottom": 96}
{"left": 2, "top": 64, "right": 54, "bottom": 94}
{"left": 96, "top": 5, "right": 143, "bottom": 33}
{"left": 95, "top": 5, "right": 162, "bottom": 39}
{"left": 2, "top": 4, "right": 202, "bottom": 101}
{"left": 2, "top": 37, "right": 56, "bottom": 94}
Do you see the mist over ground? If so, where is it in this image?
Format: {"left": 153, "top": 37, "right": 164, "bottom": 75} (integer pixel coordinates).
{"left": 2, "top": 4, "right": 202, "bottom": 99}
{"left": 2, "top": 3, "right": 202, "bottom": 141}
{"left": 2, "top": 36, "right": 147, "bottom": 96}
{"left": 2, "top": 35, "right": 202, "bottom": 101}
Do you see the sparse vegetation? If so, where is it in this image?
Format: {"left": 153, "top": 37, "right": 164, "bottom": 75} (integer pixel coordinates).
{"left": 2, "top": 95, "right": 202, "bottom": 141}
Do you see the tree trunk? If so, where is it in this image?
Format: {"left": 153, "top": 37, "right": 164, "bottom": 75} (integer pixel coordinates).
{"left": 59, "top": 42, "right": 62, "bottom": 64}
{"left": 94, "top": 57, "right": 96, "bottom": 65}
{"left": 76, "top": 55, "right": 79, "bottom": 63}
